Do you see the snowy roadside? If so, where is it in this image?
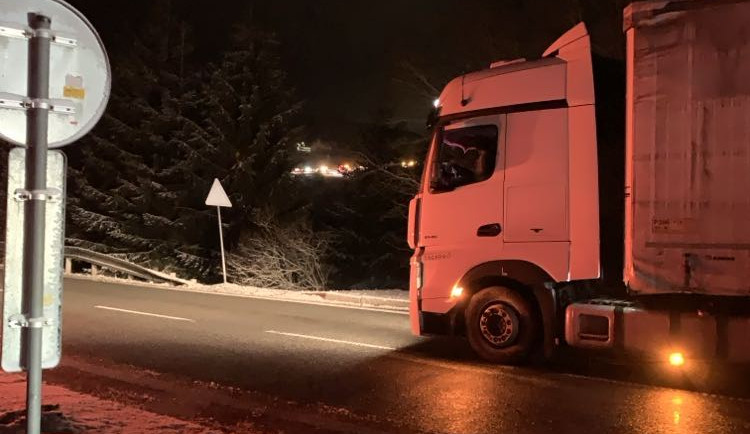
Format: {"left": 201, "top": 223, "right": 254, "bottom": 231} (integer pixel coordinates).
{"left": 0, "top": 372, "right": 225, "bottom": 434}
{"left": 65, "top": 273, "right": 410, "bottom": 312}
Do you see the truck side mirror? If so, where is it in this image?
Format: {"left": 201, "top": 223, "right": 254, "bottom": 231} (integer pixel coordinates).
{"left": 426, "top": 106, "right": 440, "bottom": 129}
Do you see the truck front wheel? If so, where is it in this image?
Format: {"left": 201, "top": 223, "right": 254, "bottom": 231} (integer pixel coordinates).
{"left": 465, "top": 286, "right": 538, "bottom": 364}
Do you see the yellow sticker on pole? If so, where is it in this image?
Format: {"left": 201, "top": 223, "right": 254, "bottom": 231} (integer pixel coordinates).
{"left": 63, "top": 85, "right": 85, "bottom": 99}
{"left": 64, "top": 74, "right": 85, "bottom": 99}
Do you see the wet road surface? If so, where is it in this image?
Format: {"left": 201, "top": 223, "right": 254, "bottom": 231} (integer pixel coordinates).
{"left": 48, "top": 278, "right": 750, "bottom": 433}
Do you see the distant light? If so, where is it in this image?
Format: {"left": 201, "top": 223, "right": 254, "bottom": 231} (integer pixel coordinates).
{"left": 408, "top": 160, "right": 416, "bottom": 167}
{"left": 319, "top": 165, "right": 328, "bottom": 173}
{"left": 668, "top": 352, "right": 685, "bottom": 367}
{"left": 303, "top": 166, "right": 313, "bottom": 174}
{"left": 296, "top": 142, "right": 312, "bottom": 153}
{"left": 433, "top": 98, "right": 440, "bottom": 108}
{"left": 338, "top": 163, "right": 354, "bottom": 174}
{"left": 451, "top": 286, "right": 464, "bottom": 298}
{"left": 671, "top": 397, "right": 683, "bottom": 406}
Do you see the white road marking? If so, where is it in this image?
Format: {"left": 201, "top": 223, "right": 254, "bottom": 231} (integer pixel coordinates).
{"left": 229, "top": 294, "right": 410, "bottom": 315}
{"left": 94, "top": 305, "right": 196, "bottom": 323}
{"left": 265, "top": 330, "right": 396, "bottom": 351}
{"left": 69, "top": 275, "right": 409, "bottom": 315}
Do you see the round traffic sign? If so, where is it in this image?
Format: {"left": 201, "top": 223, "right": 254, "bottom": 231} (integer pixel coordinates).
{"left": 0, "top": 0, "right": 110, "bottom": 148}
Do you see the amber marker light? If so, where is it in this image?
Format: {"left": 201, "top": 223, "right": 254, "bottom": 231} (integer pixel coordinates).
{"left": 668, "top": 352, "right": 685, "bottom": 367}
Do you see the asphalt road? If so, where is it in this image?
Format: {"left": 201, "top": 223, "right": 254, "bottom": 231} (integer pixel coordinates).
{"left": 50, "top": 278, "right": 750, "bottom": 433}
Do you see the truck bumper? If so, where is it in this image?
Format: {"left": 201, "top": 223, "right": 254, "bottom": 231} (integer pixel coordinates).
{"left": 409, "top": 253, "right": 422, "bottom": 336}
{"left": 565, "top": 302, "right": 750, "bottom": 363}
{"left": 414, "top": 310, "right": 459, "bottom": 336}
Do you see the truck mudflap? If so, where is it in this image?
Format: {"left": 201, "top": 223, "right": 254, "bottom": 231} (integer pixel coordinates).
{"left": 565, "top": 301, "right": 750, "bottom": 363}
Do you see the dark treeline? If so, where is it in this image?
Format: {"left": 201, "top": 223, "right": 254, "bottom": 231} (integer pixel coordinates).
{"left": 0, "top": 1, "right": 628, "bottom": 289}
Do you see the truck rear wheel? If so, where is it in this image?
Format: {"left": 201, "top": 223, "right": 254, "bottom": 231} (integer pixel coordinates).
{"left": 465, "top": 286, "right": 538, "bottom": 364}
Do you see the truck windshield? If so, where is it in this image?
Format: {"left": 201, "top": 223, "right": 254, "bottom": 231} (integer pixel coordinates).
{"left": 430, "top": 124, "right": 498, "bottom": 192}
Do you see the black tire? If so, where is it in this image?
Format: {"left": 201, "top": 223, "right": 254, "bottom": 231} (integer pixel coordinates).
{"left": 465, "top": 286, "right": 538, "bottom": 364}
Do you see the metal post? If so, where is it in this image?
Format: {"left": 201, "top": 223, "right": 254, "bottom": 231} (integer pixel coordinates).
{"left": 23, "top": 13, "right": 51, "bottom": 434}
{"left": 217, "top": 206, "right": 227, "bottom": 284}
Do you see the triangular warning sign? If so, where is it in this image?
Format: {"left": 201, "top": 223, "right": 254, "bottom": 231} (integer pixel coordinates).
{"left": 205, "top": 178, "right": 232, "bottom": 207}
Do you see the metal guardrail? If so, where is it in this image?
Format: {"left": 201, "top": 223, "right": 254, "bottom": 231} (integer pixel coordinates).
{"left": 63, "top": 246, "right": 189, "bottom": 285}
{"left": 0, "top": 243, "right": 187, "bottom": 286}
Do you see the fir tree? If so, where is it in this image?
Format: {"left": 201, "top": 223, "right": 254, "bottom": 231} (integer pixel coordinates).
{"left": 65, "top": 4, "right": 302, "bottom": 281}
{"left": 308, "top": 113, "right": 426, "bottom": 288}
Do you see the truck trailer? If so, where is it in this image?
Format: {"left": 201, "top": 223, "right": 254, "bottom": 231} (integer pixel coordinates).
{"left": 407, "top": 0, "right": 750, "bottom": 366}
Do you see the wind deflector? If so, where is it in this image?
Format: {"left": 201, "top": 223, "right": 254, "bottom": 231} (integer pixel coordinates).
{"left": 543, "top": 22, "right": 589, "bottom": 58}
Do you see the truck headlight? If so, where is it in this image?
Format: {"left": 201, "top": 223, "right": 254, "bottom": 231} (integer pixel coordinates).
{"left": 451, "top": 286, "right": 464, "bottom": 298}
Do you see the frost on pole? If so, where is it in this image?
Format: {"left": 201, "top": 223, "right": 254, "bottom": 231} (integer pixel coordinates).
{"left": 1, "top": 149, "right": 67, "bottom": 373}
{"left": 0, "top": 0, "right": 111, "bottom": 148}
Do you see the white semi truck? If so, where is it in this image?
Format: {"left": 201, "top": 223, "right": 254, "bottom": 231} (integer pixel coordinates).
{"left": 407, "top": 0, "right": 750, "bottom": 366}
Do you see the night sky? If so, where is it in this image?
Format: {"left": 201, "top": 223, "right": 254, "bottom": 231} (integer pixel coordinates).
{"left": 69, "top": 0, "right": 627, "bottom": 143}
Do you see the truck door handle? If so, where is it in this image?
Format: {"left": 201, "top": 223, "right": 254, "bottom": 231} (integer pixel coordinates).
{"left": 477, "top": 223, "right": 502, "bottom": 237}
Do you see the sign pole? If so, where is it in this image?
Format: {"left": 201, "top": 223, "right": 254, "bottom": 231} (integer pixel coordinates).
{"left": 217, "top": 206, "right": 227, "bottom": 284}
{"left": 1, "top": 1, "right": 109, "bottom": 427}
{"left": 205, "top": 179, "right": 231, "bottom": 284}
{"left": 24, "top": 12, "right": 52, "bottom": 434}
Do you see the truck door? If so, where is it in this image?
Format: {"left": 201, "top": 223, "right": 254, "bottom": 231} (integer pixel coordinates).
{"left": 417, "top": 115, "right": 506, "bottom": 299}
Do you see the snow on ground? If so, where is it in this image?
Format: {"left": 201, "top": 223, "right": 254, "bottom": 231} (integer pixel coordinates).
{"left": 183, "top": 283, "right": 409, "bottom": 310}
{"left": 0, "top": 372, "right": 224, "bottom": 434}
{"left": 66, "top": 273, "right": 409, "bottom": 311}
{"left": 336, "top": 288, "right": 409, "bottom": 299}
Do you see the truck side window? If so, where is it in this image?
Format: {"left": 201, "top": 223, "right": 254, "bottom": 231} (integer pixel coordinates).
{"left": 431, "top": 124, "right": 498, "bottom": 192}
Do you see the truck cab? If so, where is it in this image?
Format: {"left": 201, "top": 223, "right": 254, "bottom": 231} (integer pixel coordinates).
{"left": 408, "top": 24, "right": 600, "bottom": 363}
{"left": 409, "top": 0, "right": 750, "bottom": 365}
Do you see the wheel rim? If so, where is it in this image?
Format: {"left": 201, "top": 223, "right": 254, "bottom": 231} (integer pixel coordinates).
{"left": 478, "top": 302, "right": 520, "bottom": 348}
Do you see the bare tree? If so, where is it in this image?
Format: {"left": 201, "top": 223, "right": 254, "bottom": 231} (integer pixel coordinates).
{"left": 354, "top": 150, "right": 421, "bottom": 217}
{"left": 227, "top": 211, "right": 332, "bottom": 291}
{"left": 393, "top": 60, "right": 442, "bottom": 101}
